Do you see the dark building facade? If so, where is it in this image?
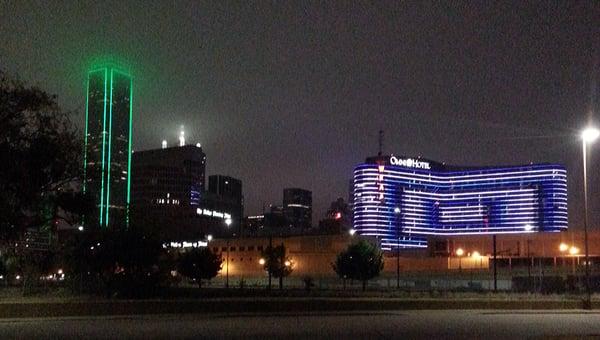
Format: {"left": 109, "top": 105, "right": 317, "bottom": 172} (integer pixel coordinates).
{"left": 83, "top": 65, "right": 133, "bottom": 229}
{"left": 207, "top": 175, "right": 244, "bottom": 234}
{"left": 283, "top": 188, "right": 312, "bottom": 229}
{"left": 131, "top": 144, "right": 237, "bottom": 240}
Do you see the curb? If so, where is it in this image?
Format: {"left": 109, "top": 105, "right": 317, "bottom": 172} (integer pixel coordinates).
{"left": 0, "top": 298, "right": 593, "bottom": 318}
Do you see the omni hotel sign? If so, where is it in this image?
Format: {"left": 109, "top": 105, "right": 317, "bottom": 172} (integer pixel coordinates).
{"left": 389, "top": 155, "right": 431, "bottom": 169}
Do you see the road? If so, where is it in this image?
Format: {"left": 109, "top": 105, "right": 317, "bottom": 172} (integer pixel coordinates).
{"left": 2, "top": 310, "right": 600, "bottom": 339}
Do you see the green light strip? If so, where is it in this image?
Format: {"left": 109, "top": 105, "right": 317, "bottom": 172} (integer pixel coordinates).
{"left": 105, "top": 69, "right": 114, "bottom": 226}
{"left": 126, "top": 76, "right": 133, "bottom": 228}
{"left": 99, "top": 68, "right": 108, "bottom": 226}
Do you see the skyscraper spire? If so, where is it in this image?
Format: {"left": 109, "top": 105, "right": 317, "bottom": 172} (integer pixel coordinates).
{"left": 179, "top": 125, "right": 185, "bottom": 146}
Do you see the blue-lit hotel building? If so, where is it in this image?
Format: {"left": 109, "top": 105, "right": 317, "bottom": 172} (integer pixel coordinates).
{"left": 352, "top": 155, "right": 568, "bottom": 250}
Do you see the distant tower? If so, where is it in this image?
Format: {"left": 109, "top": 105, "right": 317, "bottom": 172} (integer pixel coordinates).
{"left": 83, "top": 64, "right": 133, "bottom": 228}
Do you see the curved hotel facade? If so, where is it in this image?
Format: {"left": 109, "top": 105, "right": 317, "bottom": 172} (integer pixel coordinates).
{"left": 352, "top": 155, "right": 568, "bottom": 250}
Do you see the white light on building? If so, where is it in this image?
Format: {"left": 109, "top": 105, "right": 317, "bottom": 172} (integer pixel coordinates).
{"left": 179, "top": 126, "right": 185, "bottom": 146}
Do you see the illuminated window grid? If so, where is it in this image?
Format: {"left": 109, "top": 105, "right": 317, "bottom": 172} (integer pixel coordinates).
{"left": 353, "top": 164, "right": 567, "bottom": 250}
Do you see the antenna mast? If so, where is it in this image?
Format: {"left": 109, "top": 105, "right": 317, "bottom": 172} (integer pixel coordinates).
{"left": 378, "top": 130, "right": 384, "bottom": 156}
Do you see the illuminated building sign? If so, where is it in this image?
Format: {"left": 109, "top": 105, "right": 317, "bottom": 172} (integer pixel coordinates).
{"left": 163, "top": 240, "right": 208, "bottom": 249}
{"left": 389, "top": 156, "right": 431, "bottom": 169}
{"left": 196, "top": 208, "right": 231, "bottom": 220}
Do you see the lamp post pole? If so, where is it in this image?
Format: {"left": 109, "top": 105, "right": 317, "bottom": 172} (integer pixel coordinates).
{"left": 394, "top": 207, "right": 402, "bottom": 289}
{"left": 493, "top": 234, "right": 497, "bottom": 292}
{"left": 226, "top": 239, "right": 229, "bottom": 289}
{"left": 397, "top": 236, "right": 400, "bottom": 289}
{"left": 583, "top": 138, "right": 591, "bottom": 308}
{"left": 581, "top": 127, "right": 599, "bottom": 309}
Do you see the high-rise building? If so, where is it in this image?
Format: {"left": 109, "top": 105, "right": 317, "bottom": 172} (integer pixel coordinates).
{"left": 131, "top": 144, "right": 212, "bottom": 239}
{"left": 208, "top": 175, "right": 242, "bottom": 199}
{"left": 353, "top": 154, "right": 568, "bottom": 250}
{"left": 131, "top": 144, "right": 206, "bottom": 208}
{"left": 207, "top": 175, "right": 244, "bottom": 233}
{"left": 283, "top": 188, "right": 312, "bottom": 229}
{"left": 83, "top": 65, "right": 133, "bottom": 229}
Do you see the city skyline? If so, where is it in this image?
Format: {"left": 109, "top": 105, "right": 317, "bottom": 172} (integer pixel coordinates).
{"left": 1, "top": 2, "right": 597, "bottom": 226}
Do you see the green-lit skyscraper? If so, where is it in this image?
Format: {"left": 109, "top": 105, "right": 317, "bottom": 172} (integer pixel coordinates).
{"left": 83, "top": 65, "right": 133, "bottom": 229}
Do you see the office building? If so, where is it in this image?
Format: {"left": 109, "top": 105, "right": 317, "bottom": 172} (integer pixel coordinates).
{"left": 283, "top": 188, "right": 312, "bottom": 229}
{"left": 130, "top": 143, "right": 236, "bottom": 239}
{"left": 206, "top": 175, "right": 244, "bottom": 233}
{"left": 83, "top": 64, "right": 133, "bottom": 229}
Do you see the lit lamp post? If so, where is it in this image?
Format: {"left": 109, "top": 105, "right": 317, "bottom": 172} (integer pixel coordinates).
{"left": 569, "top": 246, "right": 580, "bottom": 275}
{"left": 470, "top": 251, "right": 481, "bottom": 287}
{"left": 226, "top": 239, "right": 230, "bottom": 288}
{"left": 472, "top": 251, "right": 482, "bottom": 269}
{"left": 559, "top": 242, "right": 569, "bottom": 271}
{"left": 581, "top": 127, "right": 599, "bottom": 309}
{"left": 456, "top": 248, "right": 464, "bottom": 272}
{"left": 394, "top": 206, "right": 401, "bottom": 289}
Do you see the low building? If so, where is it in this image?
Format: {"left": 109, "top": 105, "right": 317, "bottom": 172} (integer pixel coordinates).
{"left": 194, "top": 230, "right": 600, "bottom": 288}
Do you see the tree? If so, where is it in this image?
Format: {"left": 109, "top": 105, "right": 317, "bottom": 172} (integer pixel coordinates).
{"left": 62, "top": 230, "right": 165, "bottom": 297}
{"left": 261, "top": 244, "right": 293, "bottom": 290}
{"left": 0, "top": 70, "right": 81, "bottom": 241}
{"left": 178, "top": 248, "right": 223, "bottom": 288}
{"left": 332, "top": 240, "right": 384, "bottom": 291}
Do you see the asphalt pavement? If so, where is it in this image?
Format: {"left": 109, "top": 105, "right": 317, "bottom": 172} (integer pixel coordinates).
{"left": 2, "top": 310, "right": 600, "bottom": 339}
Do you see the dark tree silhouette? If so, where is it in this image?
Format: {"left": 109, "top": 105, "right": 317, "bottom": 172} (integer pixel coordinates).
{"left": 177, "top": 248, "right": 223, "bottom": 288}
{"left": 62, "top": 230, "right": 164, "bottom": 297}
{"left": 332, "top": 240, "right": 384, "bottom": 291}
{"left": 261, "top": 244, "right": 293, "bottom": 290}
{"left": 0, "top": 70, "right": 81, "bottom": 241}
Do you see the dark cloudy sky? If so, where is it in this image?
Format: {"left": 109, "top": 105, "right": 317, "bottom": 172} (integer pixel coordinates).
{"left": 1, "top": 1, "right": 599, "bottom": 227}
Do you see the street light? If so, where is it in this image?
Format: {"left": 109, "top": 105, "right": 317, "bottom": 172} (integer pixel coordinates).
{"left": 569, "top": 246, "right": 580, "bottom": 256}
{"left": 349, "top": 229, "right": 356, "bottom": 236}
{"left": 394, "top": 206, "right": 401, "bottom": 289}
{"left": 570, "top": 246, "right": 580, "bottom": 275}
{"left": 207, "top": 234, "right": 213, "bottom": 242}
{"left": 559, "top": 243, "right": 569, "bottom": 252}
{"left": 259, "top": 258, "right": 265, "bottom": 265}
{"left": 581, "top": 126, "right": 599, "bottom": 308}
{"left": 456, "top": 248, "right": 464, "bottom": 271}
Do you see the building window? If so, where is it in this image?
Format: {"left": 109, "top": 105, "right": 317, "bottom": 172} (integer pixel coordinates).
{"left": 248, "top": 246, "right": 255, "bottom": 251}
{"left": 239, "top": 246, "right": 245, "bottom": 251}
{"left": 258, "top": 246, "right": 263, "bottom": 251}
{"left": 213, "top": 247, "right": 218, "bottom": 253}
{"left": 230, "top": 247, "right": 236, "bottom": 251}
{"left": 221, "top": 247, "right": 227, "bottom": 251}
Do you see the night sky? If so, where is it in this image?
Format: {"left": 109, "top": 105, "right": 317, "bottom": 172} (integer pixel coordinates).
{"left": 1, "top": 1, "right": 598, "bottom": 228}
